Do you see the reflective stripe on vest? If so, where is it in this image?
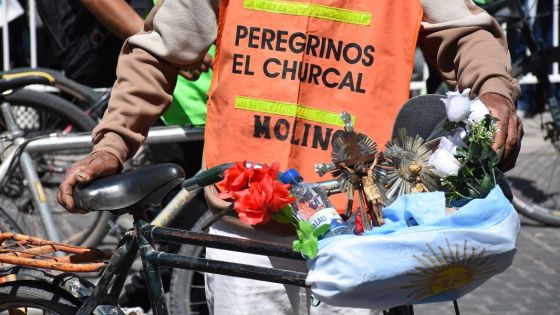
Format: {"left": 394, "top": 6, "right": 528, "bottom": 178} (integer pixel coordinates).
{"left": 206, "top": 0, "right": 423, "bottom": 209}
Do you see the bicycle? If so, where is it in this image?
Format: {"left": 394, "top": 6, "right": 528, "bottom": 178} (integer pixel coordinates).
{"left": 0, "top": 163, "right": 419, "bottom": 315}
{"left": 0, "top": 71, "right": 98, "bottom": 243}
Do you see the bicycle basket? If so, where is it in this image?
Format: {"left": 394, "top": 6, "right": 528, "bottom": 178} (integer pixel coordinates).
{"left": 307, "top": 186, "right": 519, "bottom": 309}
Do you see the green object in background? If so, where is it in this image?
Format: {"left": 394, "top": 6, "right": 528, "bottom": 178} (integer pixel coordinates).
{"left": 152, "top": 0, "right": 213, "bottom": 126}
{"left": 161, "top": 45, "right": 215, "bottom": 126}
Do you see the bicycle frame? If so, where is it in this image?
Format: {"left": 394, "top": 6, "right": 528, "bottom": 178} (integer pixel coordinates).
{"left": 76, "top": 210, "right": 306, "bottom": 315}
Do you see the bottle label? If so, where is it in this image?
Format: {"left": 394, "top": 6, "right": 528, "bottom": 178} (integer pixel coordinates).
{"left": 308, "top": 207, "right": 343, "bottom": 229}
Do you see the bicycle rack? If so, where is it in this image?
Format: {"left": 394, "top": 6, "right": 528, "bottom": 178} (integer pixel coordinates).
{"left": 0, "top": 232, "right": 111, "bottom": 272}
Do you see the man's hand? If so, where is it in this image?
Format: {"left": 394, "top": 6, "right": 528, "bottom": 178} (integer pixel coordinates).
{"left": 480, "top": 93, "right": 524, "bottom": 172}
{"left": 179, "top": 53, "right": 214, "bottom": 81}
{"left": 57, "top": 151, "right": 120, "bottom": 213}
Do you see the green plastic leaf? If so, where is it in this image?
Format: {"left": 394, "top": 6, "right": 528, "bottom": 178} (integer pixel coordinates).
{"left": 271, "top": 206, "right": 293, "bottom": 224}
{"left": 312, "top": 224, "right": 330, "bottom": 238}
{"left": 292, "top": 221, "right": 329, "bottom": 259}
{"left": 300, "top": 238, "right": 319, "bottom": 258}
{"left": 292, "top": 236, "right": 319, "bottom": 258}
{"left": 297, "top": 221, "right": 315, "bottom": 238}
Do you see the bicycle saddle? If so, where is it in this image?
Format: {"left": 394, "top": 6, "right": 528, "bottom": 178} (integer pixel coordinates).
{"left": 0, "top": 71, "right": 55, "bottom": 94}
{"left": 73, "top": 164, "right": 185, "bottom": 212}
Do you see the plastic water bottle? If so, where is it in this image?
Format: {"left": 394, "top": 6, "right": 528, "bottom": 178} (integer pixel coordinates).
{"left": 281, "top": 169, "right": 353, "bottom": 238}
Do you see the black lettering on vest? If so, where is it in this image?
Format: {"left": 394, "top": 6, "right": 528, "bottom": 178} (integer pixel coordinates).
{"left": 301, "top": 123, "right": 311, "bottom": 147}
{"left": 261, "top": 28, "right": 275, "bottom": 50}
{"left": 289, "top": 32, "right": 306, "bottom": 53}
{"left": 276, "top": 30, "right": 288, "bottom": 52}
{"left": 308, "top": 64, "right": 322, "bottom": 85}
{"left": 264, "top": 58, "right": 281, "bottom": 78}
{"left": 235, "top": 25, "right": 248, "bottom": 46}
{"left": 244, "top": 55, "right": 255, "bottom": 76}
{"left": 248, "top": 27, "right": 261, "bottom": 49}
{"left": 362, "top": 45, "right": 375, "bottom": 67}
{"left": 274, "top": 119, "right": 290, "bottom": 141}
{"left": 325, "top": 39, "right": 342, "bottom": 61}
{"left": 343, "top": 43, "right": 362, "bottom": 65}
{"left": 355, "top": 73, "right": 365, "bottom": 93}
{"left": 312, "top": 126, "right": 333, "bottom": 150}
{"left": 319, "top": 37, "right": 328, "bottom": 58}
{"left": 322, "top": 68, "right": 340, "bottom": 88}
{"left": 306, "top": 34, "right": 321, "bottom": 57}
{"left": 254, "top": 115, "right": 271, "bottom": 139}
{"left": 290, "top": 120, "right": 300, "bottom": 145}
{"left": 232, "top": 54, "right": 244, "bottom": 74}
{"left": 297, "top": 62, "right": 309, "bottom": 81}
{"left": 282, "top": 60, "right": 298, "bottom": 80}
{"left": 339, "top": 72, "right": 355, "bottom": 91}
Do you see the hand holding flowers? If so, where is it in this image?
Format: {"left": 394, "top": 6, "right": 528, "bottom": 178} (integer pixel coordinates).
{"left": 429, "top": 90, "right": 505, "bottom": 205}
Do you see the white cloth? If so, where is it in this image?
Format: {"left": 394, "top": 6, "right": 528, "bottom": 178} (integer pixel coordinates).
{"left": 205, "top": 220, "right": 376, "bottom": 315}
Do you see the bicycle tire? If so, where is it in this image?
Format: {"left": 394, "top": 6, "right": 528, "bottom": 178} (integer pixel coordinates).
{"left": 2, "top": 67, "right": 103, "bottom": 106}
{"left": 0, "top": 89, "right": 112, "bottom": 247}
{"left": 512, "top": 189, "right": 560, "bottom": 226}
{"left": 169, "top": 210, "right": 213, "bottom": 315}
{"left": 0, "top": 280, "right": 82, "bottom": 314}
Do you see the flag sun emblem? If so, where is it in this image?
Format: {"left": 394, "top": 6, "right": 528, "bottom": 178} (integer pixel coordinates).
{"left": 402, "top": 239, "right": 496, "bottom": 301}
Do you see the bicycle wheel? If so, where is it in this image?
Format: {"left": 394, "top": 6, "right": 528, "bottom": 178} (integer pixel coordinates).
{"left": 508, "top": 110, "right": 560, "bottom": 226}
{"left": 169, "top": 210, "right": 213, "bottom": 315}
{"left": 0, "top": 89, "right": 112, "bottom": 246}
{"left": 0, "top": 280, "right": 82, "bottom": 314}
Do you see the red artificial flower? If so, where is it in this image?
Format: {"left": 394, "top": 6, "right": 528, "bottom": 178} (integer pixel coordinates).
{"left": 269, "top": 180, "right": 295, "bottom": 212}
{"left": 218, "top": 161, "right": 295, "bottom": 225}
{"left": 233, "top": 181, "right": 273, "bottom": 225}
{"left": 218, "top": 161, "right": 252, "bottom": 199}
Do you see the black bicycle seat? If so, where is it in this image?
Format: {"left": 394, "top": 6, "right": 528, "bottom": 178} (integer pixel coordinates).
{"left": 73, "top": 164, "right": 185, "bottom": 212}
{"left": 0, "top": 71, "right": 55, "bottom": 94}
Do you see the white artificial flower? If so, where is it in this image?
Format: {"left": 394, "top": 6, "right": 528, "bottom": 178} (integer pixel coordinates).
{"left": 429, "top": 148, "right": 462, "bottom": 177}
{"left": 441, "top": 89, "right": 472, "bottom": 122}
{"left": 438, "top": 137, "right": 458, "bottom": 155}
{"left": 468, "top": 98, "right": 491, "bottom": 123}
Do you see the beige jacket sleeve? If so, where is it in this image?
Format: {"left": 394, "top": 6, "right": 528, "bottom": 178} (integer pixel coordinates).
{"left": 91, "top": 0, "right": 218, "bottom": 164}
{"left": 419, "top": 0, "right": 520, "bottom": 100}
{"left": 92, "top": 0, "right": 519, "bottom": 165}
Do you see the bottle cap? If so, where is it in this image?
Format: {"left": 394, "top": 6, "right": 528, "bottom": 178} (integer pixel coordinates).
{"left": 281, "top": 168, "right": 303, "bottom": 184}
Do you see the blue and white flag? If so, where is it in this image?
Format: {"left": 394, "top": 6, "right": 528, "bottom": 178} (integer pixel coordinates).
{"left": 307, "top": 186, "right": 519, "bottom": 309}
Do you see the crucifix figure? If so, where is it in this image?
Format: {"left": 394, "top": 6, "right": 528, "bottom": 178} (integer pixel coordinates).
{"left": 315, "top": 112, "right": 387, "bottom": 231}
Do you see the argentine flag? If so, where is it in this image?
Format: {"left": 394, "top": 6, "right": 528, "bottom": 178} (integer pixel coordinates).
{"left": 307, "top": 186, "right": 519, "bottom": 309}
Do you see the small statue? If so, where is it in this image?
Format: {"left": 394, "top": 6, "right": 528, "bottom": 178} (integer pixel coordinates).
{"left": 339, "top": 152, "right": 385, "bottom": 226}
{"left": 408, "top": 161, "right": 429, "bottom": 193}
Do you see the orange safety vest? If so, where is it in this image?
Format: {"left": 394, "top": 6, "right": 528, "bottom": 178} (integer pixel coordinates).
{"left": 205, "top": 0, "right": 423, "bottom": 209}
